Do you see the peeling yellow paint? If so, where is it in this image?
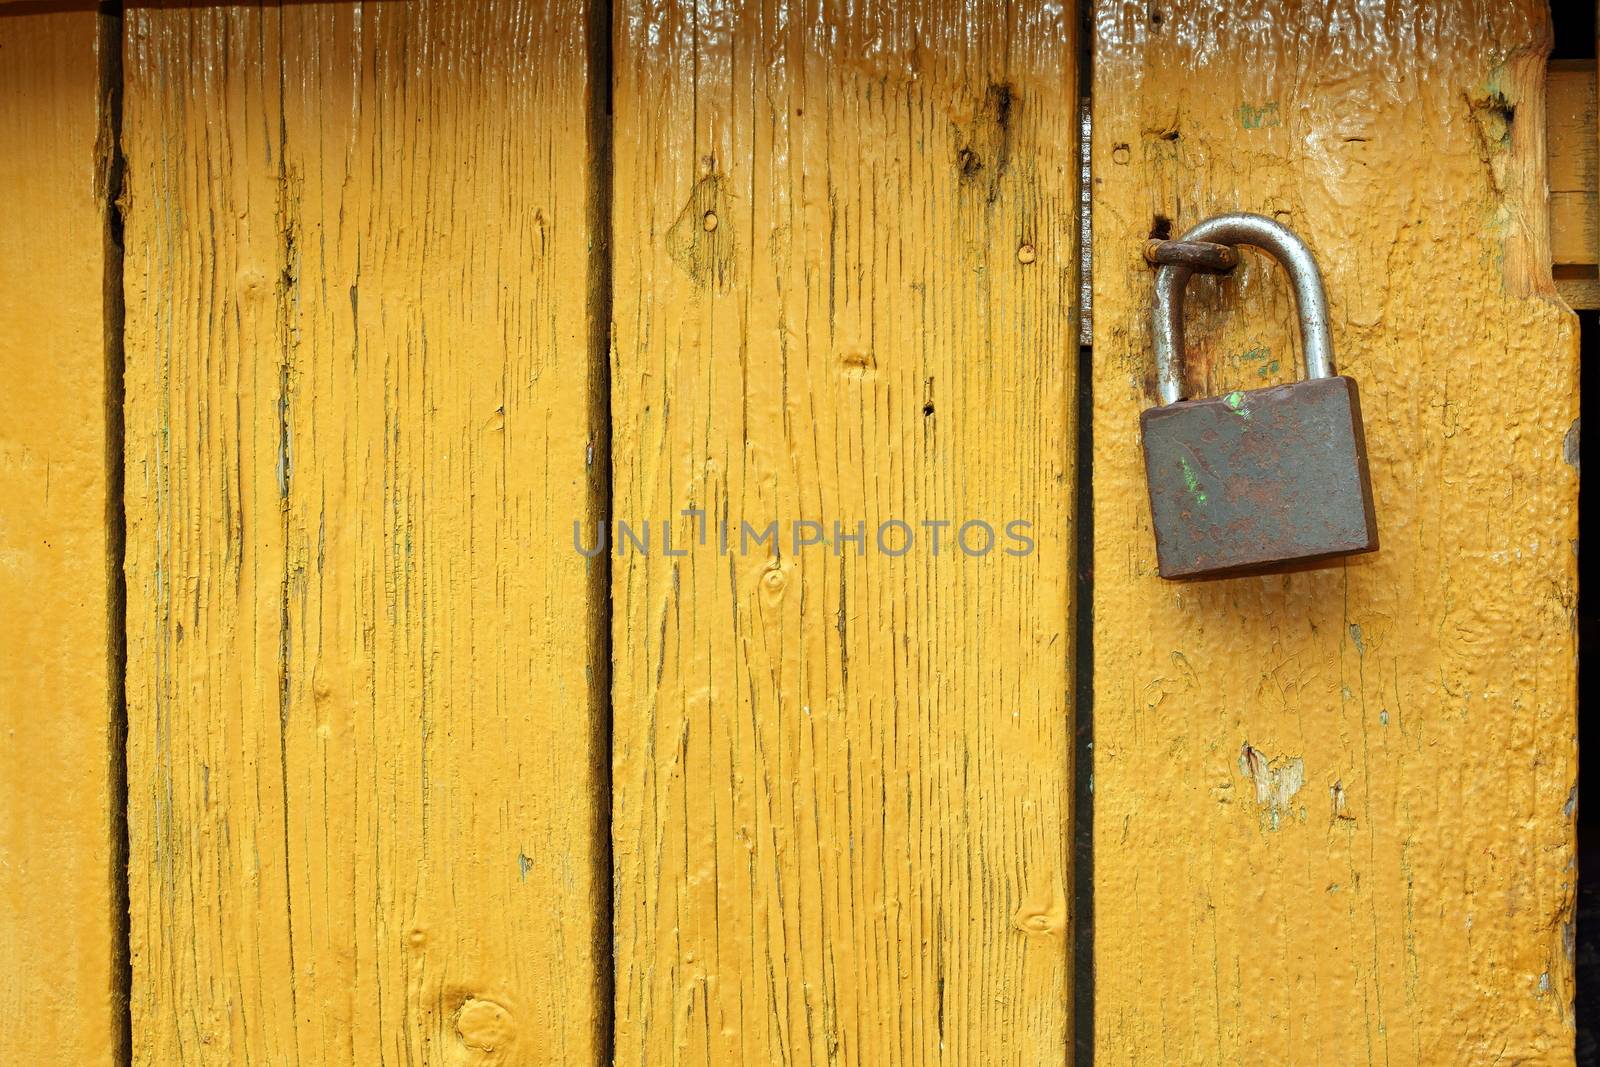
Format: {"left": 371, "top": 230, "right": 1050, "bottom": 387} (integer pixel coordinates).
{"left": 1238, "top": 744, "right": 1305, "bottom": 831}
{"left": 122, "top": 3, "right": 608, "bottom": 1063}
{"left": 611, "top": 0, "right": 1078, "bottom": 1061}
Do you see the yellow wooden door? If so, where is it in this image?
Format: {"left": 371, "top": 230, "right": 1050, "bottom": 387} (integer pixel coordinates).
{"left": 1090, "top": 3, "right": 1578, "bottom": 1063}
{"left": 118, "top": 3, "right": 611, "bottom": 1062}
{"left": 0, "top": 1, "right": 1581, "bottom": 1065}
{"left": 609, "top": 2, "right": 1078, "bottom": 1062}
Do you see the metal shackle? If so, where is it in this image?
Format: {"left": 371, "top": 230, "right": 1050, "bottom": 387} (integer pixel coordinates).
{"left": 1152, "top": 213, "right": 1334, "bottom": 406}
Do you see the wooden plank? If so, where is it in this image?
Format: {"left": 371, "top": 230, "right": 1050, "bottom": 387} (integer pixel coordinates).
{"left": 0, "top": 8, "right": 124, "bottom": 1065}
{"left": 1555, "top": 274, "right": 1600, "bottom": 310}
{"left": 610, "top": 1, "right": 1078, "bottom": 1062}
{"left": 122, "top": 3, "right": 609, "bottom": 1062}
{"left": 1547, "top": 59, "right": 1597, "bottom": 269}
{"left": 1091, "top": 3, "right": 1577, "bottom": 1064}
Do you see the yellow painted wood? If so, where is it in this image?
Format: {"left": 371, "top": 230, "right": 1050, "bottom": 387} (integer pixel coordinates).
{"left": 122, "top": 3, "right": 609, "bottom": 1063}
{"left": 0, "top": 8, "right": 123, "bottom": 1064}
{"left": 611, "top": 1, "right": 1077, "bottom": 1062}
{"left": 1092, "top": 3, "right": 1577, "bottom": 1064}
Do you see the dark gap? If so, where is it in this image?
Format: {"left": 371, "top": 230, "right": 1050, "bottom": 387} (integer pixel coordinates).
{"left": 1553, "top": 1, "right": 1596, "bottom": 60}
{"left": 1072, "top": 327, "right": 1095, "bottom": 1067}
{"left": 584, "top": 0, "right": 616, "bottom": 1058}
{"left": 97, "top": 4, "right": 131, "bottom": 1065}
{"left": 1074, "top": 8, "right": 1095, "bottom": 1061}
{"left": 1556, "top": 263, "right": 1600, "bottom": 281}
{"left": 1149, "top": 214, "right": 1171, "bottom": 240}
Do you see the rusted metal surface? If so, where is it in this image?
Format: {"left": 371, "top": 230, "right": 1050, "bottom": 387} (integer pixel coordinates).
{"left": 1140, "top": 375, "right": 1378, "bottom": 579}
{"left": 1143, "top": 237, "right": 1239, "bottom": 274}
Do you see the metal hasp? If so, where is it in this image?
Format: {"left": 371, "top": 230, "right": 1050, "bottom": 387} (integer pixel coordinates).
{"left": 1143, "top": 237, "right": 1239, "bottom": 275}
{"left": 1140, "top": 213, "right": 1378, "bottom": 580}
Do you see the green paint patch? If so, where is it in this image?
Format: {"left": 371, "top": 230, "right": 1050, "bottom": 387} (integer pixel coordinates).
{"left": 1239, "top": 101, "right": 1281, "bottom": 130}
{"left": 1223, "top": 391, "right": 1251, "bottom": 419}
{"left": 1231, "top": 345, "right": 1275, "bottom": 381}
{"left": 1179, "top": 456, "right": 1207, "bottom": 504}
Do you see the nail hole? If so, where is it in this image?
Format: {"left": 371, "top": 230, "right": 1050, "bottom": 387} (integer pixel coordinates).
{"left": 923, "top": 402, "right": 935, "bottom": 417}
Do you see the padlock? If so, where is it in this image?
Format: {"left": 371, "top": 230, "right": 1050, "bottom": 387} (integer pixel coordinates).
{"left": 1140, "top": 213, "right": 1377, "bottom": 580}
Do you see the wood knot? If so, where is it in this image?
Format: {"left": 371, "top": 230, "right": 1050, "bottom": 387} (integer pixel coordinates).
{"left": 1011, "top": 879, "right": 1067, "bottom": 941}
{"left": 456, "top": 997, "right": 515, "bottom": 1053}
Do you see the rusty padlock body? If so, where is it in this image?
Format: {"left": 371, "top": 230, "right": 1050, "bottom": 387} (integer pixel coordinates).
{"left": 1141, "top": 214, "right": 1377, "bottom": 580}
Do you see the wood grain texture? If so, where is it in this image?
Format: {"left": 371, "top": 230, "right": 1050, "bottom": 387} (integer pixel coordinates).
{"left": 122, "top": 3, "right": 609, "bottom": 1063}
{"left": 1547, "top": 59, "right": 1597, "bottom": 269}
{"left": 1091, "top": 3, "right": 1578, "bottom": 1064}
{"left": 0, "top": 9, "right": 123, "bottom": 1064}
{"left": 610, "top": 1, "right": 1078, "bottom": 1063}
